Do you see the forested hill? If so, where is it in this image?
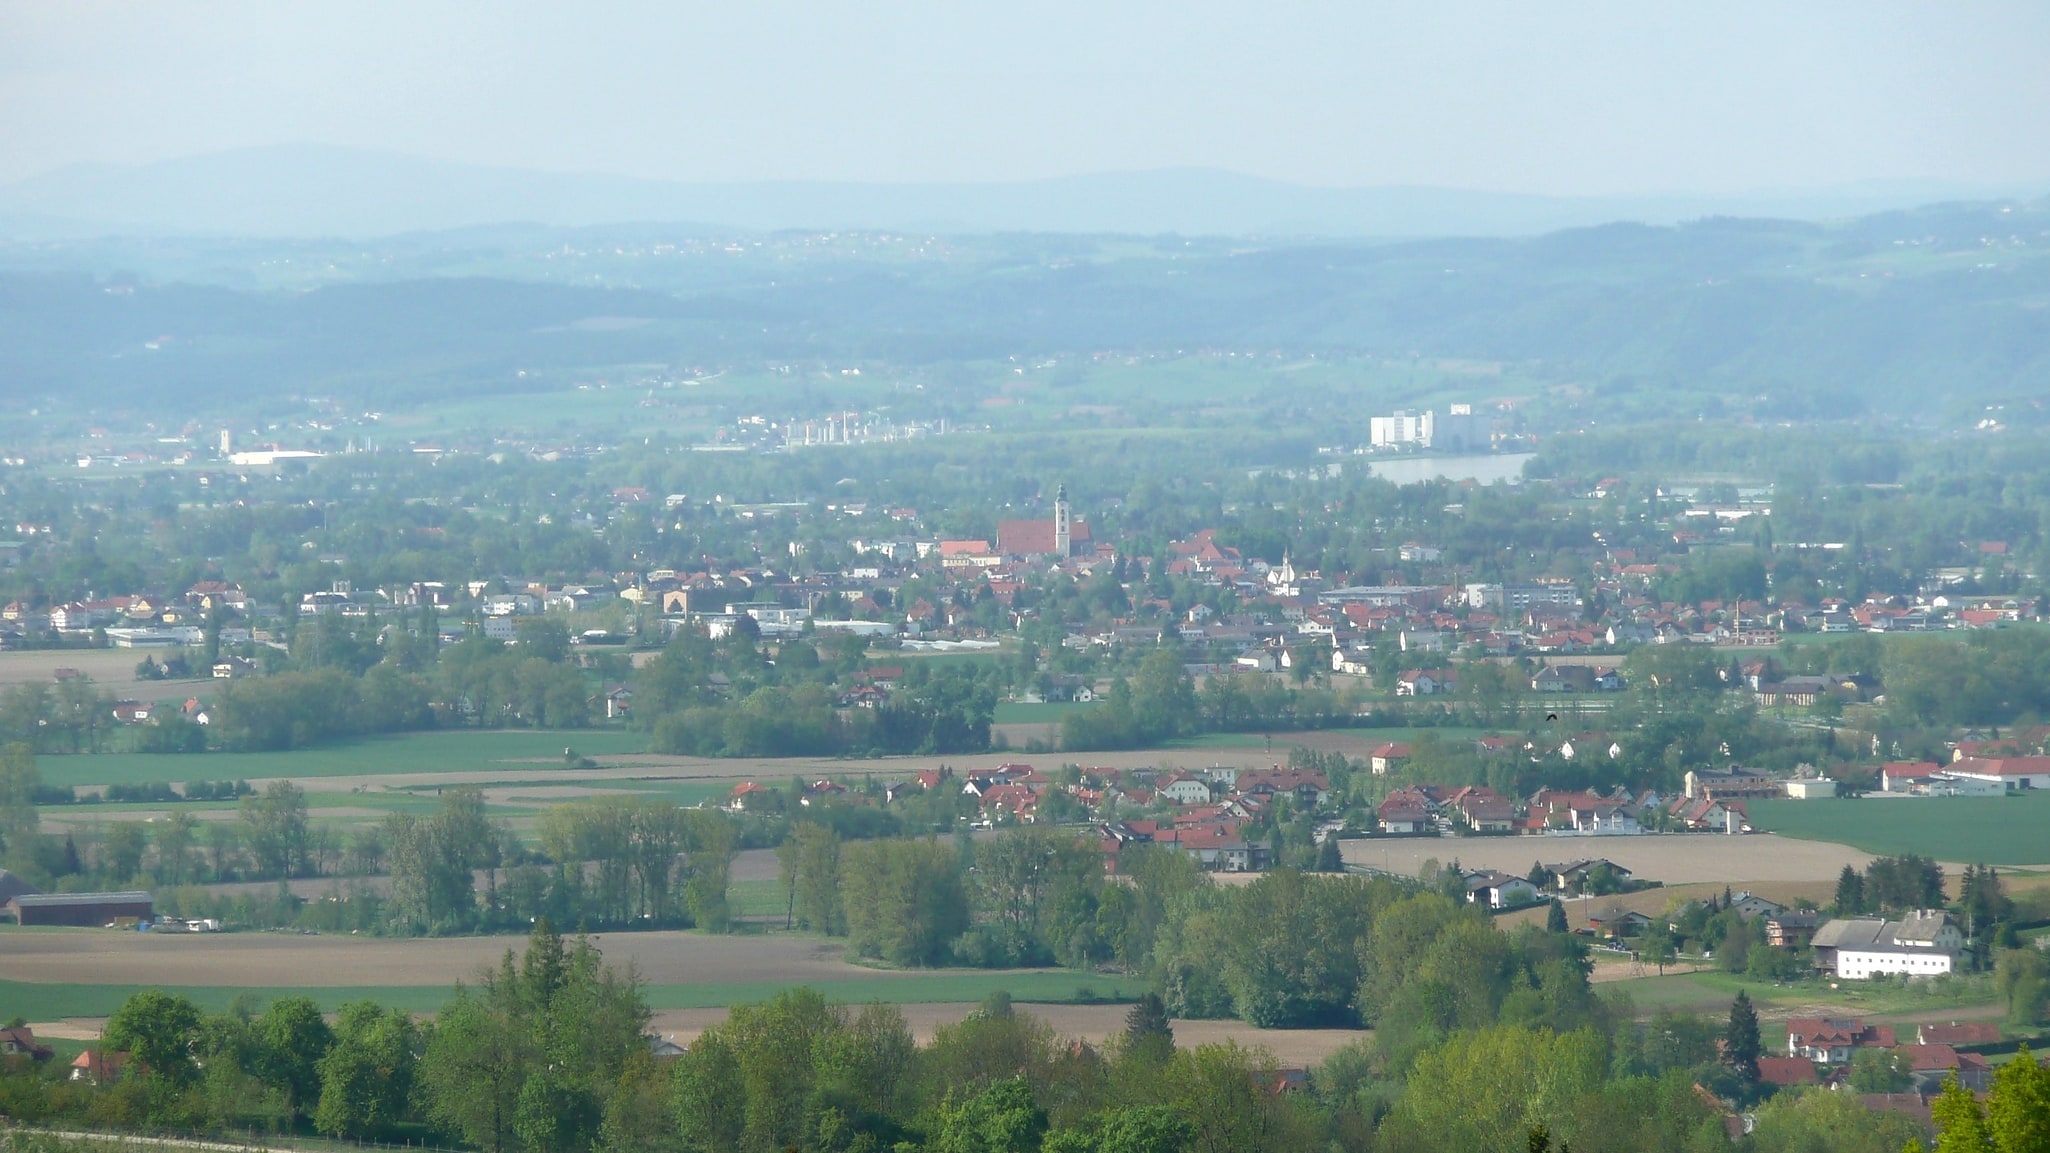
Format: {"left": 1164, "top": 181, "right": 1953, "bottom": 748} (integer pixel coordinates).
{"left": 2, "top": 196, "right": 2045, "bottom": 416}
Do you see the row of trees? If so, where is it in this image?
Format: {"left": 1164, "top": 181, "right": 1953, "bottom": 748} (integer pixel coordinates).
{"left": 635, "top": 630, "right": 1000, "bottom": 759}
{"left": 3, "top": 742, "right": 747, "bottom": 937}
{"left": 23, "top": 914, "right": 2050, "bottom": 1152}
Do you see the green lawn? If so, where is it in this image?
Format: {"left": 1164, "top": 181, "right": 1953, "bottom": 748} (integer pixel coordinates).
{"left": 1162, "top": 733, "right": 1269, "bottom": 750}
{"left": 993, "top": 702, "right": 1092, "bottom": 724}
{"left": 1604, "top": 967, "right": 2000, "bottom": 1019}
{"left": 0, "top": 971, "right": 1144, "bottom": 1020}
{"left": 729, "top": 879, "right": 789, "bottom": 919}
{"left": 1747, "top": 791, "right": 2050, "bottom": 865}
{"left": 37, "top": 730, "right": 650, "bottom": 790}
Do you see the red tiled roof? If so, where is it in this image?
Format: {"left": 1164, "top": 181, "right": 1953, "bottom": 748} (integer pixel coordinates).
{"left": 1757, "top": 1057, "right": 1818, "bottom": 1086}
{"left": 1918, "top": 1023, "right": 2000, "bottom": 1047}
{"left": 1953, "top": 755, "right": 2050, "bottom": 777}
{"left": 996, "top": 519, "right": 1091, "bottom": 557}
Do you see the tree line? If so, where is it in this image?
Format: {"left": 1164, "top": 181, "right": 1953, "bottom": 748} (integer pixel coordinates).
{"left": 16, "top": 914, "right": 2050, "bottom": 1153}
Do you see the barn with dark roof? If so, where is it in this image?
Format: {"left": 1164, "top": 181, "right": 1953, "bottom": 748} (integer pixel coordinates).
{"left": 4, "top": 890, "right": 154, "bottom": 926}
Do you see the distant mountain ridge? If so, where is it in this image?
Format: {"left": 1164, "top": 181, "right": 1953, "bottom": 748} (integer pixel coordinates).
{"left": 3, "top": 143, "right": 2043, "bottom": 240}
{"left": 3, "top": 197, "right": 2046, "bottom": 420}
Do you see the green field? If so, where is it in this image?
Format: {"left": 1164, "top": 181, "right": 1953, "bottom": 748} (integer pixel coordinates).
{"left": 1163, "top": 733, "right": 1269, "bottom": 750}
{"left": 0, "top": 971, "right": 1145, "bottom": 1020}
{"left": 729, "top": 878, "right": 789, "bottom": 919}
{"left": 1605, "top": 967, "right": 1999, "bottom": 1020}
{"left": 992, "top": 701, "right": 1091, "bottom": 724}
{"left": 1747, "top": 791, "right": 2050, "bottom": 865}
{"left": 36, "top": 730, "right": 651, "bottom": 790}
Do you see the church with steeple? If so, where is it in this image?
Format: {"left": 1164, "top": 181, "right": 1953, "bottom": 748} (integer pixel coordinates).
{"left": 997, "top": 484, "right": 1092, "bottom": 558}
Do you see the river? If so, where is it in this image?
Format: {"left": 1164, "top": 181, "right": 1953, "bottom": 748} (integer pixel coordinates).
{"left": 1364, "top": 452, "right": 1533, "bottom": 485}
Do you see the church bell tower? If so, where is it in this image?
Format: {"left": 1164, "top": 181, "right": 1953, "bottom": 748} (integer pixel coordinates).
{"left": 1053, "top": 484, "right": 1072, "bottom": 558}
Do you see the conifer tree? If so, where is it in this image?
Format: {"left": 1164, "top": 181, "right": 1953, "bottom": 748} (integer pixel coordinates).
{"left": 1724, "top": 992, "right": 1760, "bottom": 1084}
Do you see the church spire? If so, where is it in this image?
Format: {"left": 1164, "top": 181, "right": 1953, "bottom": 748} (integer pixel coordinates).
{"left": 1053, "top": 484, "right": 1072, "bottom": 558}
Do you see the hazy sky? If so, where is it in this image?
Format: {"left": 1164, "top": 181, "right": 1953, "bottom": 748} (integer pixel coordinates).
{"left": 3, "top": 1, "right": 2047, "bottom": 193}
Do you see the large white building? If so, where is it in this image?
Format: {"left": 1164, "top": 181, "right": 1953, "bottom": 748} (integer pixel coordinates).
{"left": 1811, "top": 911, "right": 1963, "bottom": 979}
{"left": 1945, "top": 755, "right": 2050, "bottom": 791}
{"left": 1369, "top": 404, "right": 1489, "bottom": 451}
{"left": 1462, "top": 581, "right": 1583, "bottom": 611}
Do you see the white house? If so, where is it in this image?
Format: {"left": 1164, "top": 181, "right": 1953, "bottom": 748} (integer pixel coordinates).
{"left": 1156, "top": 772, "right": 1215, "bottom": 806}
{"left": 1463, "top": 870, "right": 1540, "bottom": 909}
{"left": 1811, "top": 912, "right": 1963, "bottom": 979}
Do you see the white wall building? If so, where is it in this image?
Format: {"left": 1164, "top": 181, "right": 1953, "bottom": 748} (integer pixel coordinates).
{"left": 1812, "top": 911, "right": 1963, "bottom": 980}
{"left": 1835, "top": 947, "right": 1955, "bottom": 980}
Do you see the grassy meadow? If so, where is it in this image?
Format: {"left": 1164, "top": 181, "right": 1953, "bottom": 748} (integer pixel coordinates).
{"left": 1746, "top": 791, "right": 2050, "bottom": 865}
{"left": 35, "top": 729, "right": 651, "bottom": 790}
{"left": 0, "top": 970, "right": 1146, "bottom": 1021}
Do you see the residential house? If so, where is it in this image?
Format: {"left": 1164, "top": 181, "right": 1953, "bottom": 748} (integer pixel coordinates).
{"left": 1897, "top": 1044, "right": 1992, "bottom": 1092}
{"left": 1665, "top": 795, "right": 1749, "bottom": 833}
{"left": 1916, "top": 1023, "right": 2000, "bottom": 1048}
{"left": 1527, "top": 789, "right": 1640, "bottom": 835}
{"left": 1332, "top": 646, "right": 1376, "bottom": 677}
{"left": 70, "top": 1049, "right": 131, "bottom": 1084}
{"left": 1376, "top": 789, "right": 1434, "bottom": 835}
{"left": 1763, "top": 912, "right": 1821, "bottom": 947}
{"left": 1588, "top": 909, "right": 1652, "bottom": 938}
{"left": 1449, "top": 786, "right": 1515, "bottom": 833}
{"left": 977, "top": 784, "right": 1041, "bottom": 824}
{"left": 1160, "top": 823, "right": 1266, "bottom": 872}
{"left": 1756, "top": 1057, "right": 1819, "bottom": 1088}
{"left": 1545, "top": 858, "right": 1635, "bottom": 895}
{"left": 1727, "top": 891, "right": 1788, "bottom": 921}
{"left": 1234, "top": 768, "right": 1330, "bottom": 810}
{"left": 1395, "top": 670, "right": 1455, "bottom": 696}
{"left": 1463, "top": 870, "right": 1540, "bottom": 909}
{"left": 726, "top": 782, "right": 774, "bottom": 812}
{"left": 1156, "top": 772, "right": 1215, "bottom": 806}
{"left": 594, "top": 685, "right": 633, "bottom": 720}
{"left": 0, "top": 1025, "right": 52, "bottom": 1066}
{"left": 1786, "top": 1018, "right": 1896, "bottom": 1065}
{"left": 1368, "top": 743, "right": 1413, "bottom": 776}
{"left": 1754, "top": 675, "right": 1856, "bottom": 708}
{"left": 1530, "top": 665, "right": 1598, "bottom": 693}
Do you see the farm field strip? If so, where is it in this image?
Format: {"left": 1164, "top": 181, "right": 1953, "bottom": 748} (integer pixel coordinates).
{"left": 1747, "top": 792, "right": 2050, "bottom": 867}
{"left": 33, "top": 724, "right": 1509, "bottom": 795}
{"left": 0, "top": 972, "right": 1147, "bottom": 1020}
{"left": 1601, "top": 968, "right": 2003, "bottom": 1023}
{"left": 33, "top": 730, "right": 653, "bottom": 789}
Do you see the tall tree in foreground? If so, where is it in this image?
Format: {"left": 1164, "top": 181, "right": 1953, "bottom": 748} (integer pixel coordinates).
{"left": 105, "top": 989, "right": 204, "bottom": 1088}
{"left": 1723, "top": 992, "right": 1760, "bottom": 1085}
{"left": 253, "top": 995, "right": 333, "bottom": 1122}
{"left": 418, "top": 919, "right": 649, "bottom": 1153}
{"left": 1930, "top": 1074, "right": 1993, "bottom": 1153}
{"left": 314, "top": 1001, "right": 418, "bottom": 1141}
{"left": 1833, "top": 863, "right": 1865, "bottom": 915}
{"left": 1123, "top": 994, "right": 1174, "bottom": 1065}
{"left": 1986, "top": 1044, "right": 2050, "bottom": 1153}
